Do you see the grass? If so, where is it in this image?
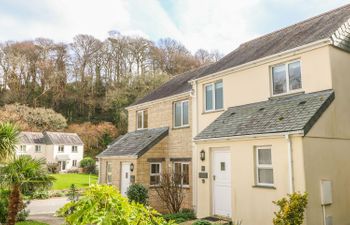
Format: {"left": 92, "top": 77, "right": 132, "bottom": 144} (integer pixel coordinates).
{"left": 51, "top": 173, "right": 98, "bottom": 190}
{"left": 16, "top": 221, "right": 49, "bottom": 225}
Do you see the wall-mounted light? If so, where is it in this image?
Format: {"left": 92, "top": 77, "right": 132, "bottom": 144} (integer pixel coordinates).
{"left": 200, "top": 150, "right": 205, "bottom": 161}
{"left": 130, "top": 163, "right": 134, "bottom": 172}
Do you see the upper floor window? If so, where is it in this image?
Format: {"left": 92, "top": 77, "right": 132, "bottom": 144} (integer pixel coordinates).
{"left": 35, "top": 145, "right": 41, "bottom": 153}
{"left": 204, "top": 80, "right": 223, "bottom": 112}
{"left": 137, "top": 110, "right": 148, "bottom": 130}
{"left": 58, "top": 145, "right": 64, "bottom": 153}
{"left": 72, "top": 146, "right": 78, "bottom": 153}
{"left": 19, "top": 145, "right": 26, "bottom": 153}
{"left": 255, "top": 147, "right": 274, "bottom": 186}
{"left": 174, "top": 100, "right": 189, "bottom": 128}
{"left": 272, "top": 60, "right": 302, "bottom": 95}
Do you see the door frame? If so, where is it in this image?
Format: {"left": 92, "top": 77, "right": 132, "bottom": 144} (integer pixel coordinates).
{"left": 120, "top": 162, "right": 131, "bottom": 196}
{"left": 211, "top": 147, "right": 232, "bottom": 217}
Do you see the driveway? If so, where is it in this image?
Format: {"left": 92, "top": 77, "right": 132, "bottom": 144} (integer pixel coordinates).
{"left": 28, "top": 197, "right": 69, "bottom": 215}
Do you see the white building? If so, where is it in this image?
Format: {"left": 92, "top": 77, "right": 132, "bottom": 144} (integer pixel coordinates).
{"left": 16, "top": 131, "right": 84, "bottom": 172}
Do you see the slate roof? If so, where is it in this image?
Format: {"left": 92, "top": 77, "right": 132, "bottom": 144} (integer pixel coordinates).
{"left": 97, "top": 127, "right": 169, "bottom": 158}
{"left": 131, "top": 64, "right": 211, "bottom": 106}
{"left": 43, "top": 132, "right": 84, "bottom": 145}
{"left": 195, "top": 90, "right": 335, "bottom": 140}
{"left": 18, "top": 132, "right": 45, "bottom": 144}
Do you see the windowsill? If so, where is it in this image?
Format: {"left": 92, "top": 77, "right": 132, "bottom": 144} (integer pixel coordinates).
{"left": 202, "top": 108, "right": 224, "bottom": 115}
{"left": 270, "top": 90, "right": 304, "bottom": 99}
{"left": 172, "top": 125, "right": 190, "bottom": 130}
{"left": 252, "top": 185, "right": 276, "bottom": 189}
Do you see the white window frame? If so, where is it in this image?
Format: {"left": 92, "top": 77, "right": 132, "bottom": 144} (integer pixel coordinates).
{"left": 173, "top": 162, "right": 190, "bottom": 187}
{"left": 173, "top": 100, "right": 189, "bottom": 128}
{"left": 204, "top": 80, "right": 223, "bottom": 112}
{"left": 35, "top": 145, "right": 41, "bottom": 153}
{"left": 19, "top": 145, "right": 26, "bottom": 153}
{"left": 255, "top": 147, "right": 274, "bottom": 187}
{"left": 136, "top": 110, "right": 148, "bottom": 130}
{"left": 58, "top": 145, "right": 64, "bottom": 153}
{"left": 72, "top": 146, "right": 78, "bottom": 153}
{"left": 106, "top": 162, "right": 112, "bottom": 185}
{"left": 271, "top": 60, "right": 302, "bottom": 96}
{"left": 150, "top": 162, "right": 161, "bottom": 186}
{"left": 72, "top": 160, "right": 77, "bottom": 167}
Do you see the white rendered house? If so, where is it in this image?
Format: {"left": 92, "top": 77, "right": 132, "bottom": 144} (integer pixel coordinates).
{"left": 16, "top": 131, "right": 84, "bottom": 172}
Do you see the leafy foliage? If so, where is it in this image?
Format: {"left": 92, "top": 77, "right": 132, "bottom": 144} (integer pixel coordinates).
{"left": 192, "top": 220, "right": 211, "bottom": 225}
{"left": 162, "top": 209, "right": 196, "bottom": 223}
{"left": 79, "top": 157, "right": 96, "bottom": 174}
{"left": 273, "top": 192, "right": 308, "bottom": 225}
{"left": 126, "top": 183, "right": 149, "bottom": 205}
{"left": 58, "top": 184, "right": 175, "bottom": 225}
{"left": 0, "top": 122, "right": 19, "bottom": 162}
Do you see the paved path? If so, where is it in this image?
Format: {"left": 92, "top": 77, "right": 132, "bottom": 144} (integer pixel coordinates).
{"left": 28, "top": 197, "right": 69, "bottom": 215}
{"left": 28, "top": 214, "right": 64, "bottom": 225}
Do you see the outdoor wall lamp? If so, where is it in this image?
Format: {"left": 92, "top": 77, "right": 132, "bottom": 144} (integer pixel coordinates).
{"left": 130, "top": 163, "right": 134, "bottom": 172}
{"left": 200, "top": 150, "right": 205, "bottom": 161}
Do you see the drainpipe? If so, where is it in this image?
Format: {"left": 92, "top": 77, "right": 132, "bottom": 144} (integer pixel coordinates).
{"left": 285, "top": 134, "right": 294, "bottom": 193}
{"left": 191, "top": 80, "right": 199, "bottom": 212}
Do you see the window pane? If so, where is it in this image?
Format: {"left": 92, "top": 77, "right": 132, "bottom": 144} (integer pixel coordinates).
{"left": 183, "top": 164, "right": 189, "bottom": 185}
{"left": 288, "top": 61, "right": 302, "bottom": 90}
{"left": 215, "top": 81, "right": 223, "bottom": 109}
{"left": 174, "top": 102, "right": 182, "bottom": 127}
{"left": 258, "top": 149, "right": 272, "bottom": 165}
{"left": 151, "top": 164, "right": 160, "bottom": 174}
{"left": 137, "top": 112, "right": 143, "bottom": 129}
{"left": 205, "top": 84, "right": 213, "bottom": 111}
{"left": 272, "top": 65, "right": 286, "bottom": 95}
{"left": 182, "top": 101, "right": 189, "bottom": 125}
{"left": 143, "top": 110, "right": 148, "bottom": 128}
{"left": 258, "top": 168, "right": 274, "bottom": 184}
{"left": 174, "top": 163, "right": 182, "bottom": 185}
{"left": 150, "top": 175, "right": 160, "bottom": 185}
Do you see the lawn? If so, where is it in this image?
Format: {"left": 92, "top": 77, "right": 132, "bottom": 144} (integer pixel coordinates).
{"left": 16, "top": 221, "right": 48, "bottom": 225}
{"left": 51, "top": 173, "right": 98, "bottom": 190}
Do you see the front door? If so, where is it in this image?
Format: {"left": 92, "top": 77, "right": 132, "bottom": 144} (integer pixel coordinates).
{"left": 212, "top": 149, "right": 232, "bottom": 217}
{"left": 59, "top": 161, "right": 66, "bottom": 171}
{"left": 121, "top": 163, "right": 131, "bottom": 196}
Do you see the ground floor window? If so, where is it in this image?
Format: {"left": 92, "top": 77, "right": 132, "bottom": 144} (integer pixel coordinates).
{"left": 106, "top": 162, "right": 112, "bottom": 184}
{"left": 72, "top": 160, "right": 77, "bottom": 167}
{"left": 255, "top": 147, "right": 274, "bottom": 186}
{"left": 150, "top": 163, "right": 161, "bottom": 186}
{"left": 173, "top": 162, "right": 189, "bottom": 187}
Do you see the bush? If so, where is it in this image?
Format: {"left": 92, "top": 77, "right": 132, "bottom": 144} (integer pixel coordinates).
{"left": 79, "top": 157, "right": 96, "bottom": 174}
{"left": 192, "top": 220, "right": 211, "bottom": 225}
{"left": 126, "top": 183, "right": 148, "bottom": 205}
{"left": 47, "top": 163, "right": 59, "bottom": 174}
{"left": 273, "top": 192, "right": 308, "bottom": 225}
{"left": 32, "top": 189, "right": 49, "bottom": 199}
{"left": 57, "top": 184, "right": 174, "bottom": 225}
{"left": 162, "top": 209, "right": 196, "bottom": 223}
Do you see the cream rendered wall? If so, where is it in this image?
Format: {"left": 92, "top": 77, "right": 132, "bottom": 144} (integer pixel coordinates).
{"left": 52, "top": 144, "right": 84, "bottom": 170}
{"left": 195, "top": 136, "right": 305, "bottom": 225}
{"left": 196, "top": 45, "right": 332, "bottom": 133}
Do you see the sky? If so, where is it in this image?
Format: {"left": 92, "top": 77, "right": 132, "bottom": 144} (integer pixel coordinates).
{"left": 0, "top": 0, "right": 349, "bottom": 54}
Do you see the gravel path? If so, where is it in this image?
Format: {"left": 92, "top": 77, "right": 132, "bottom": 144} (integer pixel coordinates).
{"left": 28, "top": 197, "right": 69, "bottom": 215}
{"left": 28, "top": 214, "right": 64, "bottom": 225}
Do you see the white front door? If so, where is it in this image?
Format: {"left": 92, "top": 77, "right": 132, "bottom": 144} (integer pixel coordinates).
{"left": 121, "top": 163, "right": 131, "bottom": 196}
{"left": 212, "top": 149, "right": 232, "bottom": 217}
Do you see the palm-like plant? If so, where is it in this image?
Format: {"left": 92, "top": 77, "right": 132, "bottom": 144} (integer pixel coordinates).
{"left": 0, "top": 122, "right": 19, "bottom": 162}
{"left": 0, "top": 156, "right": 55, "bottom": 225}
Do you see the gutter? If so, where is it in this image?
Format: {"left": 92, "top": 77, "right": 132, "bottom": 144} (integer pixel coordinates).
{"left": 190, "top": 39, "right": 331, "bottom": 84}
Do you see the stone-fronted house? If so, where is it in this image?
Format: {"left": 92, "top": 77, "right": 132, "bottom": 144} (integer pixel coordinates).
{"left": 17, "top": 131, "right": 84, "bottom": 172}
{"left": 99, "top": 4, "right": 350, "bottom": 224}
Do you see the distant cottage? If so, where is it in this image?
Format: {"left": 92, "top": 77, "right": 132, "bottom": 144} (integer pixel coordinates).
{"left": 16, "top": 131, "right": 84, "bottom": 172}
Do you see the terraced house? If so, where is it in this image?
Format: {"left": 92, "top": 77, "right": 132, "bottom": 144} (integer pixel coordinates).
{"left": 99, "top": 4, "right": 350, "bottom": 225}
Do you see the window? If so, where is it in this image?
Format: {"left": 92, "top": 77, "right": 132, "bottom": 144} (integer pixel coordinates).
{"left": 107, "top": 162, "right": 112, "bottom": 184}
{"left": 174, "top": 162, "right": 190, "bottom": 187}
{"left": 19, "top": 145, "right": 26, "bottom": 153}
{"left": 58, "top": 145, "right": 64, "bottom": 153}
{"left": 174, "top": 100, "right": 189, "bottom": 128}
{"left": 204, "top": 80, "right": 223, "bottom": 112}
{"left": 35, "top": 145, "right": 41, "bottom": 153}
{"left": 72, "top": 146, "right": 78, "bottom": 153}
{"left": 150, "top": 163, "right": 161, "bottom": 186}
{"left": 137, "top": 110, "right": 148, "bottom": 130}
{"left": 72, "top": 160, "right": 77, "bottom": 167}
{"left": 272, "top": 60, "right": 301, "bottom": 95}
{"left": 256, "top": 147, "right": 274, "bottom": 186}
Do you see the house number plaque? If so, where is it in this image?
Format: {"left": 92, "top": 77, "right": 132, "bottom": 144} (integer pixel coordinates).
{"left": 199, "top": 172, "right": 208, "bottom": 179}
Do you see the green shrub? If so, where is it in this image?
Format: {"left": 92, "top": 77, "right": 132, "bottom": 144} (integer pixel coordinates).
{"left": 79, "top": 157, "right": 96, "bottom": 174}
{"left": 273, "top": 192, "right": 308, "bottom": 225}
{"left": 31, "top": 189, "right": 49, "bottom": 199}
{"left": 192, "top": 220, "right": 211, "bottom": 225}
{"left": 126, "top": 183, "right": 149, "bottom": 205}
{"left": 162, "top": 209, "right": 196, "bottom": 223}
{"left": 57, "top": 184, "right": 175, "bottom": 225}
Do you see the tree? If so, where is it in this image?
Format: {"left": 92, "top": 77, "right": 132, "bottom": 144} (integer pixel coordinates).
{"left": 58, "top": 184, "right": 174, "bottom": 225}
{"left": 0, "top": 156, "right": 55, "bottom": 225}
{"left": 0, "top": 122, "right": 19, "bottom": 162}
{"left": 79, "top": 157, "right": 96, "bottom": 174}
